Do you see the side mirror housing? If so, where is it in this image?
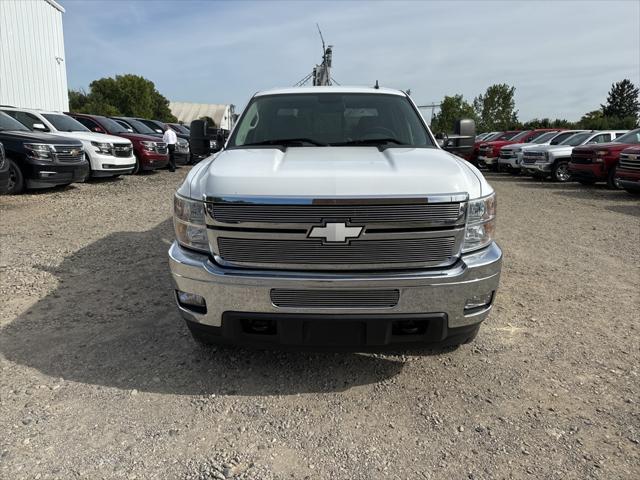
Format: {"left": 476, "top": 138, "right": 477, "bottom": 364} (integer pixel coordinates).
{"left": 441, "top": 119, "right": 476, "bottom": 158}
{"left": 32, "top": 123, "right": 48, "bottom": 132}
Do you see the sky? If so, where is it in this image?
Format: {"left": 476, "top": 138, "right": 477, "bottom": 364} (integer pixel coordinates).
{"left": 61, "top": 0, "right": 640, "bottom": 122}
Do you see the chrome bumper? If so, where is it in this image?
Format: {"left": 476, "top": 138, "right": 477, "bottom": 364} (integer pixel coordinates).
{"left": 522, "top": 162, "right": 552, "bottom": 173}
{"left": 168, "top": 241, "right": 503, "bottom": 329}
{"left": 478, "top": 156, "right": 498, "bottom": 165}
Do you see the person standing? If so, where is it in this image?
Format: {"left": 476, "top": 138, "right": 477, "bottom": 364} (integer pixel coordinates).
{"left": 163, "top": 126, "right": 178, "bottom": 172}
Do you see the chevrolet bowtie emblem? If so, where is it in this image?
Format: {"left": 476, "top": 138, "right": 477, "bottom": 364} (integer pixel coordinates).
{"left": 309, "top": 222, "right": 363, "bottom": 243}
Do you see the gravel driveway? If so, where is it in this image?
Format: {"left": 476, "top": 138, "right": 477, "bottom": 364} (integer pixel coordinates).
{"left": 0, "top": 168, "right": 638, "bottom": 479}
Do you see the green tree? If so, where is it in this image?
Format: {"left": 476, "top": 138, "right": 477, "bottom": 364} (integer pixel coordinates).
{"left": 430, "top": 94, "right": 477, "bottom": 134}
{"left": 67, "top": 74, "right": 176, "bottom": 121}
{"left": 473, "top": 84, "right": 519, "bottom": 131}
{"left": 601, "top": 79, "right": 639, "bottom": 121}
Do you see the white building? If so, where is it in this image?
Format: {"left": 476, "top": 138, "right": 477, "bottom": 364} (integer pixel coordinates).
{"left": 170, "top": 102, "right": 235, "bottom": 130}
{"left": 0, "top": 0, "right": 69, "bottom": 112}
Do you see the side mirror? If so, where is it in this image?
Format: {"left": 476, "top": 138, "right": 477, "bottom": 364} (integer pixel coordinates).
{"left": 32, "top": 123, "right": 48, "bottom": 132}
{"left": 93, "top": 126, "right": 105, "bottom": 133}
{"left": 213, "top": 131, "right": 225, "bottom": 152}
{"left": 155, "top": 129, "right": 163, "bottom": 134}
{"left": 442, "top": 119, "right": 476, "bottom": 157}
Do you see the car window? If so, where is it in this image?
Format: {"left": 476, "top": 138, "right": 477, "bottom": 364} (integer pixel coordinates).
{"left": 230, "top": 93, "right": 433, "bottom": 147}
{"left": 4, "top": 111, "right": 49, "bottom": 131}
{"left": 0, "top": 111, "right": 30, "bottom": 131}
{"left": 560, "top": 132, "right": 591, "bottom": 146}
{"left": 587, "top": 133, "right": 611, "bottom": 144}
{"left": 125, "top": 118, "right": 156, "bottom": 134}
{"left": 614, "top": 132, "right": 628, "bottom": 138}
{"left": 614, "top": 129, "right": 640, "bottom": 144}
{"left": 139, "top": 119, "right": 165, "bottom": 133}
{"left": 74, "top": 116, "right": 100, "bottom": 131}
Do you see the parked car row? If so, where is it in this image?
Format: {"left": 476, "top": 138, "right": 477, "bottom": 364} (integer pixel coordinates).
{"left": 472, "top": 127, "right": 640, "bottom": 194}
{"left": 0, "top": 107, "right": 190, "bottom": 194}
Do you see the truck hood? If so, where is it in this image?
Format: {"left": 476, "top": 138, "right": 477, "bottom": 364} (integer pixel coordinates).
{"left": 49, "top": 131, "right": 131, "bottom": 145}
{"left": 181, "top": 146, "right": 491, "bottom": 200}
{"left": 572, "top": 142, "right": 634, "bottom": 154}
{"left": 0, "top": 130, "right": 82, "bottom": 144}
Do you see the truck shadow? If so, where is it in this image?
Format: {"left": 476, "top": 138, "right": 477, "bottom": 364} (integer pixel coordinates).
{"left": 0, "top": 219, "right": 413, "bottom": 396}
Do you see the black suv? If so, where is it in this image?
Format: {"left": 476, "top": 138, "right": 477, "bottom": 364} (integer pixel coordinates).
{"left": 0, "top": 141, "right": 10, "bottom": 194}
{"left": 0, "top": 111, "right": 88, "bottom": 194}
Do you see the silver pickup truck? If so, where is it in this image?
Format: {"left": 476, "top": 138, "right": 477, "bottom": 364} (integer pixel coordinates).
{"left": 168, "top": 86, "right": 502, "bottom": 349}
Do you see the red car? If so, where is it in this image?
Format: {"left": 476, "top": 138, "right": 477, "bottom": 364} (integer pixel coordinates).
{"left": 477, "top": 129, "right": 558, "bottom": 170}
{"left": 466, "top": 131, "right": 516, "bottom": 164}
{"left": 569, "top": 128, "right": 640, "bottom": 188}
{"left": 67, "top": 113, "right": 169, "bottom": 174}
{"left": 614, "top": 145, "right": 640, "bottom": 194}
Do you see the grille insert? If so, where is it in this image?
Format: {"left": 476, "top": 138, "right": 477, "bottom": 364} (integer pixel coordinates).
{"left": 217, "top": 237, "right": 456, "bottom": 267}
{"left": 271, "top": 289, "right": 400, "bottom": 308}
{"left": 619, "top": 153, "right": 640, "bottom": 170}
{"left": 210, "top": 203, "right": 463, "bottom": 225}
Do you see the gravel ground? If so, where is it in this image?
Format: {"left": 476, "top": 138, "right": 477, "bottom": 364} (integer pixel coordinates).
{"left": 0, "top": 168, "right": 638, "bottom": 479}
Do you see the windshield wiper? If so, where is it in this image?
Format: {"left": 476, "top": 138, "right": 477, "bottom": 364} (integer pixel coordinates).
{"left": 241, "top": 138, "right": 328, "bottom": 150}
{"left": 331, "top": 138, "right": 407, "bottom": 151}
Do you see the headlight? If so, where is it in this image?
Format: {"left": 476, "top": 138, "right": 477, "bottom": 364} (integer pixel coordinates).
{"left": 463, "top": 193, "right": 496, "bottom": 253}
{"left": 24, "top": 143, "right": 54, "bottom": 161}
{"left": 174, "top": 194, "right": 209, "bottom": 253}
{"left": 91, "top": 141, "right": 113, "bottom": 155}
{"left": 141, "top": 141, "right": 157, "bottom": 152}
{"left": 595, "top": 150, "right": 608, "bottom": 156}
{"left": 515, "top": 148, "right": 522, "bottom": 153}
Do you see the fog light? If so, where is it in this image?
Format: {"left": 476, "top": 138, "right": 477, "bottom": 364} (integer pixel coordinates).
{"left": 176, "top": 290, "right": 206, "bottom": 313}
{"left": 464, "top": 292, "right": 494, "bottom": 312}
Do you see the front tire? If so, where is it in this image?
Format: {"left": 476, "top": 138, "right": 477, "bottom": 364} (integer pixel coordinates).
{"left": 132, "top": 155, "right": 141, "bottom": 175}
{"left": 607, "top": 165, "right": 621, "bottom": 189}
{"left": 7, "top": 158, "right": 25, "bottom": 194}
{"left": 552, "top": 160, "right": 571, "bottom": 182}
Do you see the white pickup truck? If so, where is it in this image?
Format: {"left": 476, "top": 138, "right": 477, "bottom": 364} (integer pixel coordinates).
{"left": 169, "top": 87, "right": 502, "bottom": 349}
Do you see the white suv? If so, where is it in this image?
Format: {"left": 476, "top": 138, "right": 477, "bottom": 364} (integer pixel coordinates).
{"left": 1, "top": 108, "right": 135, "bottom": 178}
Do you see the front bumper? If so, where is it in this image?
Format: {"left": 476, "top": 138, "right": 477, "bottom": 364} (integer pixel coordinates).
{"left": 478, "top": 155, "right": 497, "bottom": 166}
{"left": 168, "top": 241, "right": 503, "bottom": 347}
{"left": 498, "top": 156, "right": 520, "bottom": 168}
{"left": 138, "top": 150, "right": 169, "bottom": 171}
{"left": 24, "top": 159, "right": 90, "bottom": 189}
{"left": 89, "top": 151, "right": 136, "bottom": 176}
{"left": 616, "top": 168, "right": 640, "bottom": 189}
{"left": 568, "top": 162, "right": 604, "bottom": 182}
{"left": 522, "top": 162, "right": 552, "bottom": 174}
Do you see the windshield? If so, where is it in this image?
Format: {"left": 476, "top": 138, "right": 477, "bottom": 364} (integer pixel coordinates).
{"left": 529, "top": 131, "right": 557, "bottom": 144}
{"left": 42, "top": 113, "right": 90, "bottom": 132}
{"left": 0, "top": 111, "right": 30, "bottom": 131}
{"left": 614, "top": 128, "right": 640, "bottom": 144}
{"left": 497, "top": 131, "right": 519, "bottom": 141}
{"left": 124, "top": 118, "right": 156, "bottom": 134}
{"left": 98, "top": 116, "right": 128, "bottom": 134}
{"left": 171, "top": 124, "right": 190, "bottom": 134}
{"left": 229, "top": 93, "right": 434, "bottom": 148}
{"left": 561, "top": 132, "right": 591, "bottom": 146}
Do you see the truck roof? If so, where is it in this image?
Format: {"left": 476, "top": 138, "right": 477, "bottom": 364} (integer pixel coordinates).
{"left": 254, "top": 86, "right": 406, "bottom": 97}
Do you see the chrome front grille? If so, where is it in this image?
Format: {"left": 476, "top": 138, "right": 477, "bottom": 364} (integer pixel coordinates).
{"left": 209, "top": 202, "right": 463, "bottom": 226}
{"left": 619, "top": 153, "right": 640, "bottom": 170}
{"left": 522, "top": 151, "right": 544, "bottom": 164}
{"left": 113, "top": 143, "right": 133, "bottom": 157}
{"left": 270, "top": 289, "right": 400, "bottom": 308}
{"left": 571, "top": 152, "right": 595, "bottom": 164}
{"left": 205, "top": 195, "right": 467, "bottom": 271}
{"left": 500, "top": 150, "right": 515, "bottom": 159}
{"left": 218, "top": 236, "right": 457, "bottom": 268}
{"left": 53, "top": 144, "right": 84, "bottom": 163}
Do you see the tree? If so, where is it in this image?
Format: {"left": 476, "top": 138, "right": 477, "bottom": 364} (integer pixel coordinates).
{"left": 578, "top": 108, "right": 638, "bottom": 130}
{"left": 473, "top": 84, "right": 519, "bottom": 131}
{"left": 68, "top": 74, "right": 177, "bottom": 121}
{"left": 601, "top": 79, "right": 639, "bottom": 121}
{"left": 430, "top": 95, "right": 477, "bottom": 134}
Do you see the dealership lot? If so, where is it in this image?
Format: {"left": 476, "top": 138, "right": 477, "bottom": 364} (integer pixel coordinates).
{"left": 0, "top": 170, "right": 638, "bottom": 479}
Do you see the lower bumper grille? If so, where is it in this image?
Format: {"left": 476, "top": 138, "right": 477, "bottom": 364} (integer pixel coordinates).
{"left": 270, "top": 289, "right": 400, "bottom": 308}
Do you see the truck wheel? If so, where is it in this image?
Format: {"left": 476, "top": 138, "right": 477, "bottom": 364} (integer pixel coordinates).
{"left": 606, "top": 165, "right": 621, "bottom": 189}
{"left": 132, "top": 155, "right": 141, "bottom": 175}
{"left": 7, "top": 158, "right": 25, "bottom": 194}
{"left": 552, "top": 161, "right": 571, "bottom": 182}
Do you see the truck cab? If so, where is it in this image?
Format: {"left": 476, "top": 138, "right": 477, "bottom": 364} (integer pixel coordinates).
{"left": 169, "top": 87, "right": 502, "bottom": 349}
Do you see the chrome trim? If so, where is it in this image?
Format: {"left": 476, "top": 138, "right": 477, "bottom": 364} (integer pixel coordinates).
{"left": 205, "top": 193, "right": 469, "bottom": 205}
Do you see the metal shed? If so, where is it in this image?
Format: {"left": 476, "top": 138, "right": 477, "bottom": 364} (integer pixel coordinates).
{"left": 0, "top": 0, "right": 69, "bottom": 112}
{"left": 169, "top": 102, "right": 235, "bottom": 130}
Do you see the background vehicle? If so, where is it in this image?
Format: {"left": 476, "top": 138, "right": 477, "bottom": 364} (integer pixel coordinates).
{"left": 569, "top": 128, "right": 640, "bottom": 188}
{"left": 167, "top": 123, "right": 190, "bottom": 135}
{"left": 466, "top": 131, "right": 513, "bottom": 165}
{"left": 522, "top": 130, "right": 628, "bottom": 181}
{"left": 0, "top": 111, "right": 88, "bottom": 194}
{"left": 170, "top": 86, "right": 502, "bottom": 349}
{"left": 2, "top": 107, "right": 135, "bottom": 178}
{"left": 0, "top": 142, "right": 9, "bottom": 194}
{"left": 615, "top": 146, "right": 640, "bottom": 194}
{"left": 112, "top": 116, "right": 190, "bottom": 164}
{"left": 477, "top": 129, "right": 556, "bottom": 170}
{"left": 67, "top": 113, "right": 168, "bottom": 174}
{"left": 498, "top": 130, "right": 584, "bottom": 173}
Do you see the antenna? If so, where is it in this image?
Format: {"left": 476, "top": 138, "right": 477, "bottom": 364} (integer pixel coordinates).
{"left": 374, "top": 80, "right": 379, "bottom": 89}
